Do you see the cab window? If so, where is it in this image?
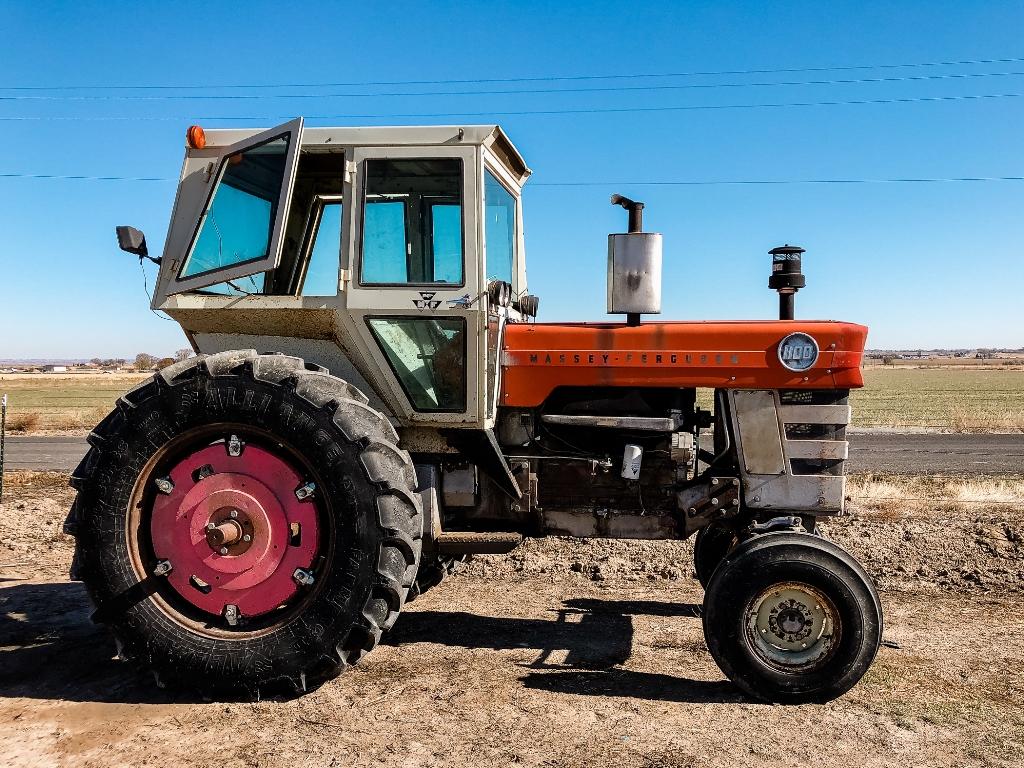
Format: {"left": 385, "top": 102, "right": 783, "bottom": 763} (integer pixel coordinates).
{"left": 298, "top": 198, "right": 342, "bottom": 295}
{"left": 367, "top": 316, "right": 466, "bottom": 411}
{"left": 483, "top": 170, "right": 516, "bottom": 284}
{"left": 181, "top": 135, "right": 290, "bottom": 280}
{"left": 361, "top": 159, "right": 463, "bottom": 285}
{"left": 196, "top": 150, "right": 345, "bottom": 296}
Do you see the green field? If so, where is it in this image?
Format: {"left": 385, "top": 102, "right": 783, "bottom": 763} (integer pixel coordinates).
{"left": 853, "top": 367, "right": 1024, "bottom": 430}
{"left": 2, "top": 368, "right": 1023, "bottom": 433}
{"left": 0, "top": 374, "right": 147, "bottom": 431}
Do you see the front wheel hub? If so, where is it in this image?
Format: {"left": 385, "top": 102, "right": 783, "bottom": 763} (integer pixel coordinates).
{"left": 149, "top": 442, "right": 321, "bottom": 622}
{"left": 746, "top": 582, "right": 840, "bottom": 670}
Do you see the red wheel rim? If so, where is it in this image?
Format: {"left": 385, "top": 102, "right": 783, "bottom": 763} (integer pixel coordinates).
{"left": 149, "top": 440, "right": 321, "bottom": 621}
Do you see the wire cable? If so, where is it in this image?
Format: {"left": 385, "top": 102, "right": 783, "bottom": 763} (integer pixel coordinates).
{"left": 532, "top": 176, "right": 1024, "bottom": 187}
{"left": 1, "top": 91, "right": 1020, "bottom": 121}
{"left": 5, "top": 55, "right": 1024, "bottom": 91}
{"left": 4, "top": 69, "right": 1024, "bottom": 101}
{"left": 4, "top": 172, "right": 1024, "bottom": 186}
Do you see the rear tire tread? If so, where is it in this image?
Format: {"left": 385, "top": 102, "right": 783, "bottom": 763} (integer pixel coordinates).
{"left": 68, "top": 349, "right": 422, "bottom": 696}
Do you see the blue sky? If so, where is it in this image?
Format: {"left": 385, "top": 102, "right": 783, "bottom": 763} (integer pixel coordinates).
{"left": 1, "top": 1, "right": 1022, "bottom": 358}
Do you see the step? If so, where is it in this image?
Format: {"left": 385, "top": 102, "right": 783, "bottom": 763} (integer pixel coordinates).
{"left": 434, "top": 531, "right": 524, "bottom": 555}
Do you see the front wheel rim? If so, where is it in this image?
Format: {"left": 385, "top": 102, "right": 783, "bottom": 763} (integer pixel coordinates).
{"left": 745, "top": 581, "right": 841, "bottom": 672}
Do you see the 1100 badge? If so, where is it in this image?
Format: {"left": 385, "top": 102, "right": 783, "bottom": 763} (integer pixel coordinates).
{"left": 777, "top": 332, "right": 819, "bottom": 372}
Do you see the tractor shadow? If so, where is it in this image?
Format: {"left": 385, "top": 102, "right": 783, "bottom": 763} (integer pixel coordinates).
{"left": 389, "top": 596, "right": 746, "bottom": 704}
{"left": 0, "top": 581, "right": 205, "bottom": 704}
{"left": 1, "top": 583, "right": 745, "bottom": 705}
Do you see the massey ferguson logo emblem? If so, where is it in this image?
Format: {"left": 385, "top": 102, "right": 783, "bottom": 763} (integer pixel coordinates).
{"left": 778, "top": 332, "right": 819, "bottom": 372}
{"left": 413, "top": 291, "right": 442, "bottom": 310}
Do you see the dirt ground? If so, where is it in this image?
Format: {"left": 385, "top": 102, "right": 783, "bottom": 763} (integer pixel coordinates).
{"left": 1, "top": 472, "right": 1023, "bottom": 768}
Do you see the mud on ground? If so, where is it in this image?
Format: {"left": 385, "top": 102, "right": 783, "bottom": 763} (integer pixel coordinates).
{"left": 1, "top": 471, "right": 1022, "bottom": 768}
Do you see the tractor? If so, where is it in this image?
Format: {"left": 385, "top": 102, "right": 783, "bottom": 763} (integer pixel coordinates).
{"left": 66, "top": 119, "right": 881, "bottom": 703}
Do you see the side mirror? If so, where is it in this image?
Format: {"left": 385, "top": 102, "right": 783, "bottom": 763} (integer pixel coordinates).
{"left": 116, "top": 226, "right": 160, "bottom": 264}
{"left": 116, "top": 226, "right": 147, "bottom": 257}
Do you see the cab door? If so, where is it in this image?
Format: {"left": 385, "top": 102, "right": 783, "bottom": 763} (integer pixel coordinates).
{"left": 155, "top": 118, "right": 304, "bottom": 300}
{"left": 340, "top": 145, "right": 485, "bottom": 426}
{"left": 481, "top": 154, "right": 526, "bottom": 420}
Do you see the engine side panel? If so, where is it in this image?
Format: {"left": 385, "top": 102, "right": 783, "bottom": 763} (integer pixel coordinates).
{"left": 500, "top": 320, "right": 866, "bottom": 407}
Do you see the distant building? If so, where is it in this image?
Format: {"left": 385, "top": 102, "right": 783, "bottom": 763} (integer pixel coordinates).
{"left": 43, "top": 364, "right": 67, "bottom": 373}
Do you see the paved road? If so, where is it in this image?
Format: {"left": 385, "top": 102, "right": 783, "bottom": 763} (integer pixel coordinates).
{"left": 4, "top": 436, "right": 88, "bottom": 473}
{"left": 846, "top": 433, "right": 1024, "bottom": 475}
{"left": 3, "top": 433, "right": 1023, "bottom": 475}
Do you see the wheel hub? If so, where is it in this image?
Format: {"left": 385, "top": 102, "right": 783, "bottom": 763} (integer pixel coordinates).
{"left": 204, "top": 508, "right": 253, "bottom": 555}
{"left": 149, "top": 441, "right": 321, "bottom": 622}
{"left": 747, "top": 582, "right": 838, "bottom": 669}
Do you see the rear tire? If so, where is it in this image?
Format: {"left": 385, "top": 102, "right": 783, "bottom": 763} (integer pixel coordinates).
{"left": 702, "top": 532, "right": 882, "bottom": 704}
{"left": 68, "top": 350, "right": 422, "bottom": 696}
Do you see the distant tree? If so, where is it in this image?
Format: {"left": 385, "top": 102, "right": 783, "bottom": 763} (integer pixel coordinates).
{"left": 134, "top": 353, "right": 156, "bottom": 371}
{"left": 90, "top": 357, "right": 103, "bottom": 366}
{"left": 174, "top": 348, "right": 193, "bottom": 362}
{"left": 155, "top": 357, "right": 175, "bottom": 370}
{"left": 882, "top": 356, "right": 896, "bottom": 366}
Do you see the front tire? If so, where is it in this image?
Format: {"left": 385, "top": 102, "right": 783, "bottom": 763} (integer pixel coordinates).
{"left": 702, "top": 532, "right": 882, "bottom": 703}
{"left": 693, "top": 523, "right": 737, "bottom": 589}
{"left": 69, "top": 350, "right": 422, "bottom": 696}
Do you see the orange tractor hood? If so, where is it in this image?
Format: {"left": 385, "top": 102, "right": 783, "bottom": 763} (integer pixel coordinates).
{"left": 500, "top": 320, "right": 867, "bottom": 408}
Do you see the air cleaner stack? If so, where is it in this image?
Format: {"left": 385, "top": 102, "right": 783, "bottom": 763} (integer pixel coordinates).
{"left": 769, "top": 244, "right": 806, "bottom": 320}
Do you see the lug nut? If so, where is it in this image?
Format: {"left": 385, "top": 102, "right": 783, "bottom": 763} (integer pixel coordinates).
{"left": 243, "top": 534, "right": 252, "bottom": 543}
{"left": 229, "top": 510, "right": 238, "bottom": 519}
{"left": 206, "top": 522, "right": 216, "bottom": 531}
{"left": 219, "top": 547, "right": 228, "bottom": 555}
{"left": 154, "top": 477, "right": 174, "bottom": 494}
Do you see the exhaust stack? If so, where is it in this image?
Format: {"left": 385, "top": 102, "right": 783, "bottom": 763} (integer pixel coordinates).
{"left": 769, "top": 244, "right": 806, "bottom": 320}
{"left": 607, "top": 194, "right": 662, "bottom": 327}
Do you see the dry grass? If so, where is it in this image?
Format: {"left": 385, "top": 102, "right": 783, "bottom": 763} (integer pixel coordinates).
{"left": 847, "top": 473, "right": 1024, "bottom": 520}
{"left": 949, "top": 405, "right": 1024, "bottom": 432}
{"left": 859, "top": 648, "right": 1024, "bottom": 761}
{"left": 5, "top": 411, "right": 41, "bottom": 432}
{"left": 1, "top": 470, "right": 73, "bottom": 500}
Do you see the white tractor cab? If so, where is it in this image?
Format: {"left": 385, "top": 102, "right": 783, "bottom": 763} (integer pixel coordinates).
{"left": 151, "top": 120, "right": 532, "bottom": 433}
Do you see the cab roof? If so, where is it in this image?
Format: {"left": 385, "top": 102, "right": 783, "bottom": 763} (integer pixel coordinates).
{"left": 197, "top": 123, "right": 531, "bottom": 184}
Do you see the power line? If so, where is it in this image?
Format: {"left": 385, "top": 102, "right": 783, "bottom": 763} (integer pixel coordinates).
{"left": 0, "top": 172, "right": 167, "bottom": 181}
{"left": 1, "top": 91, "right": 1021, "bottom": 121}
{"left": 3, "top": 172, "right": 1024, "bottom": 187}
{"left": 4, "top": 55, "right": 1024, "bottom": 91}
{"left": 533, "top": 176, "right": 1024, "bottom": 187}
{"left": 4, "top": 69, "right": 1024, "bottom": 101}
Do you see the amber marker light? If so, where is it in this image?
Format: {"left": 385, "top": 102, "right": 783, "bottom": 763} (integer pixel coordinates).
{"left": 186, "top": 125, "right": 207, "bottom": 149}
